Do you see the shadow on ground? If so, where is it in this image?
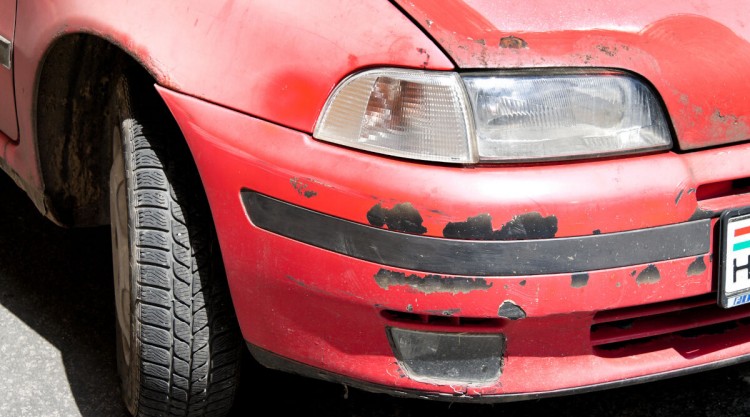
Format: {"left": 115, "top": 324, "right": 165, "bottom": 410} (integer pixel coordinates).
{"left": 1, "top": 171, "right": 750, "bottom": 417}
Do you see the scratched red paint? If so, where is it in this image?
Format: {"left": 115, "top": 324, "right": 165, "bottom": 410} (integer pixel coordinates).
{"left": 0, "top": 0, "right": 749, "bottom": 408}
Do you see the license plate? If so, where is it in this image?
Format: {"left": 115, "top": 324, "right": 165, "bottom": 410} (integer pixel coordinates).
{"left": 719, "top": 207, "right": 750, "bottom": 308}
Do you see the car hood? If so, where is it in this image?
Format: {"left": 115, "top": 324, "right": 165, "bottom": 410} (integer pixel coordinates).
{"left": 395, "top": 0, "right": 750, "bottom": 151}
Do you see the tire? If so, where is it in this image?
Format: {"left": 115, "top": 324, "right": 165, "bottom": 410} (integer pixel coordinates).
{"left": 109, "top": 76, "right": 242, "bottom": 417}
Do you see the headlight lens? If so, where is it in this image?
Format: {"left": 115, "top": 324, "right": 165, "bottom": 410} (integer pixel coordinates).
{"left": 314, "top": 69, "right": 672, "bottom": 164}
{"left": 463, "top": 71, "right": 671, "bottom": 161}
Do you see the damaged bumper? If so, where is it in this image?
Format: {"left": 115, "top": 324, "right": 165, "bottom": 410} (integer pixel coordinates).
{"left": 158, "top": 85, "right": 750, "bottom": 398}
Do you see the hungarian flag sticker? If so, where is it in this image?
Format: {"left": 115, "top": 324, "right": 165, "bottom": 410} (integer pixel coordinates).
{"left": 721, "top": 210, "right": 750, "bottom": 308}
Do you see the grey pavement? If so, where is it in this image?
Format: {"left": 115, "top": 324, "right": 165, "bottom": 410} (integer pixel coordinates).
{"left": 2, "top": 171, "right": 750, "bottom": 417}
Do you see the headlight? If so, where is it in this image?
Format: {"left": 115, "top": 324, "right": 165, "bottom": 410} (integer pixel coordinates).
{"left": 313, "top": 69, "right": 474, "bottom": 163}
{"left": 314, "top": 69, "right": 672, "bottom": 164}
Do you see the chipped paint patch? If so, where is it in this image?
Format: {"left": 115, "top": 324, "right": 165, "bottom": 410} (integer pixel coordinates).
{"left": 687, "top": 256, "right": 707, "bottom": 276}
{"left": 374, "top": 269, "right": 492, "bottom": 294}
{"left": 443, "top": 212, "right": 557, "bottom": 240}
{"left": 571, "top": 273, "right": 589, "bottom": 288}
{"left": 636, "top": 265, "right": 661, "bottom": 285}
{"left": 367, "top": 202, "right": 427, "bottom": 234}
{"left": 499, "top": 36, "right": 528, "bottom": 49}
{"left": 519, "top": 279, "right": 527, "bottom": 286}
{"left": 443, "top": 213, "right": 493, "bottom": 239}
{"left": 289, "top": 177, "right": 318, "bottom": 198}
{"left": 416, "top": 47, "right": 431, "bottom": 68}
{"left": 497, "top": 301, "right": 526, "bottom": 320}
{"left": 496, "top": 212, "right": 558, "bottom": 240}
{"left": 593, "top": 229, "right": 601, "bottom": 235}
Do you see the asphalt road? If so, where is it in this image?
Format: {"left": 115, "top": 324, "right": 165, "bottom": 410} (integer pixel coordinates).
{"left": 2, "top": 171, "right": 750, "bottom": 417}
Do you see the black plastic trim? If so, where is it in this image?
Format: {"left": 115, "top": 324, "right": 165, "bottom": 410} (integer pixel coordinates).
{"left": 247, "top": 343, "right": 750, "bottom": 404}
{"left": 242, "top": 191, "right": 711, "bottom": 276}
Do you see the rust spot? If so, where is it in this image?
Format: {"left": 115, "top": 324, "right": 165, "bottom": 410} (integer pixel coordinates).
{"left": 630, "top": 270, "right": 637, "bottom": 277}
{"left": 519, "top": 279, "right": 527, "bottom": 286}
{"left": 687, "top": 256, "right": 707, "bottom": 276}
{"left": 571, "top": 273, "right": 589, "bottom": 288}
{"left": 289, "top": 177, "right": 318, "bottom": 198}
{"left": 596, "top": 45, "right": 617, "bottom": 57}
{"left": 497, "top": 301, "right": 526, "bottom": 320}
{"left": 374, "top": 269, "right": 492, "bottom": 295}
{"left": 443, "top": 212, "right": 557, "bottom": 240}
{"left": 367, "top": 202, "right": 427, "bottom": 234}
{"left": 499, "top": 36, "right": 528, "bottom": 49}
{"left": 636, "top": 265, "right": 661, "bottom": 285}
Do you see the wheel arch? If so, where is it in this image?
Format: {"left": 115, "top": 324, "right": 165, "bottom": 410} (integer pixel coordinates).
{"left": 35, "top": 33, "right": 176, "bottom": 227}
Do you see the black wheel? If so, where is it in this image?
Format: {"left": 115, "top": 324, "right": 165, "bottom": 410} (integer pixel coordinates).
{"left": 109, "top": 76, "right": 242, "bottom": 417}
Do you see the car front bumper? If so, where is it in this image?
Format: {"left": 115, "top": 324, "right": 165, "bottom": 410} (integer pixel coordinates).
{"left": 157, "top": 85, "right": 750, "bottom": 399}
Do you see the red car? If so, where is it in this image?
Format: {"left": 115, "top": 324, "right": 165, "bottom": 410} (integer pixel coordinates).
{"left": 2, "top": 0, "right": 750, "bottom": 415}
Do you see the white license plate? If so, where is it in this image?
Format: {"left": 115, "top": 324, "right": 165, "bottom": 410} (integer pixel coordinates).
{"left": 720, "top": 208, "right": 750, "bottom": 308}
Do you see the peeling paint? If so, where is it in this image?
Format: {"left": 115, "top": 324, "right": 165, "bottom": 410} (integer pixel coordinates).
{"left": 443, "top": 212, "right": 557, "bottom": 240}
{"left": 571, "top": 273, "right": 589, "bottom": 288}
{"left": 687, "top": 256, "right": 707, "bottom": 276}
{"left": 499, "top": 36, "right": 528, "bottom": 49}
{"left": 636, "top": 265, "right": 661, "bottom": 285}
{"left": 443, "top": 213, "right": 493, "bottom": 239}
{"left": 289, "top": 177, "right": 318, "bottom": 198}
{"left": 496, "top": 212, "right": 558, "bottom": 240}
{"left": 367, "top": 202, "right": 427, "bottom": 234}
{"left": 497, "top": 301, "right": 526, "bottom": 320}
{"left": 374, "top": 269, "right": 492, "bottom": 294}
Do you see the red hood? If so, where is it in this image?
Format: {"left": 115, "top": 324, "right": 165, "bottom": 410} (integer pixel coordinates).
{"left": 395, "top": 0, "right": 750, "bottom": 151}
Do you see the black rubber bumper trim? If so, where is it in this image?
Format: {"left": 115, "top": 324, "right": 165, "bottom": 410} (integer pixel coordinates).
{"left": 242, "top": 191, "right": 711, "bottom": 276}
{"left": 247, "top": 343, "right": 750, "bottom": 404}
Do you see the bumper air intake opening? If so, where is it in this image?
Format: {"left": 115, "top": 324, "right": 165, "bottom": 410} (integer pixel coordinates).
{"left": 591, "top": 294, "right": 750, "bottom": 357}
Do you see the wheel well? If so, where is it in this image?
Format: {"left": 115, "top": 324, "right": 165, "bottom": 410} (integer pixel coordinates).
{"left": 36, "top": 34, "right": 162, "bottom": 227}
